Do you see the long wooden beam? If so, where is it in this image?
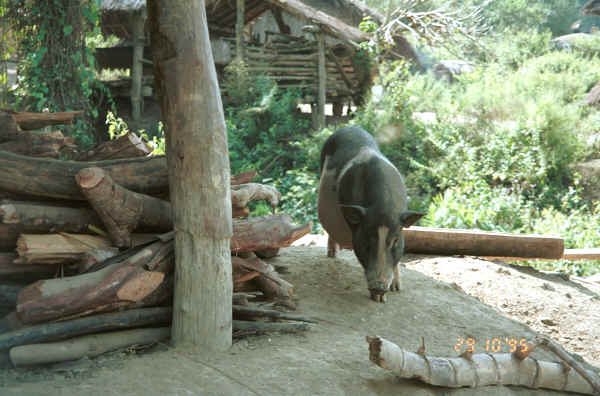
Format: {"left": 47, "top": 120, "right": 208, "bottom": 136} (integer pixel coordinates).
{"left": 403, "top": 226, "right": 564, "bottom": 260}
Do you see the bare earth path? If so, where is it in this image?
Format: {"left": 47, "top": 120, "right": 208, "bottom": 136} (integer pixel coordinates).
{"left": 1, "top": 242, "right": 598, "bottom": 396}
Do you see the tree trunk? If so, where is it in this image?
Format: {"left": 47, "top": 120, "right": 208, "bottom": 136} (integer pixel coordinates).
{"left": 148, "top": 0, "right": 233, "bottom": 351}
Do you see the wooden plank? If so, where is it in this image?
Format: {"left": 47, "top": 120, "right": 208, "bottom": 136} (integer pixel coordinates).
{"left": 563, "top": 248, "right": 600, "bottom": 260}
{"left": 403, "top": 226, "right": 564, "bottom": 259}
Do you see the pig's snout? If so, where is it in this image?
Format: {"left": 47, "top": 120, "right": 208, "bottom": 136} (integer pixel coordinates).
{"left": 368, "top": 277, "right": 392, "bottom": 303}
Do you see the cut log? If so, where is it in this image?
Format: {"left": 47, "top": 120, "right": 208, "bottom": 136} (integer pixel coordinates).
{"left": 16, "top": 239, "right": 175, "bottom": 325}
{"left": 403, "top": 226, "right": 564, "bottom": 259}
{"left": 0, "top": 110, "right": 21, "bottom": 142}
{"left": 254, "top": 247, "right": 280, "bottom": 259}
{"left": 0, "top": 200, "right": 104, "bottom": 231}
{"left": 78, "top": 248, "right": 120, "bottom": 273}
{"left": 231, "top": 183, "right": 281, "bottom": 210}
{"left": 366, "top": 336, "right": 595, "bottom": 395}
{"left": 231, "top": 170, "right": 258, "bottom": 185}
{"left": 16, "top": 233, "right": 112, "bottom": 265}
{"left": 7, "top": 110, "right": 84, "bottom": 131}
{"left": 0, "top": 284, "right": 22, "bottom": 309}
{"left": 10, "top": 327, "right": 170, "bottom": 367}
{"left": 0, "top": 150, "right": 168, "bottom": 200}
{"left": 76, "top": 132, "right": 151, "bottom": 161}
{"left": 0, "top": 130, "right": 76, "bottom": 158}
{"left": 232, "top": 206, "right": 250, "bottom": 218}
{"left": 0, "top": 151, "right": 264, "bottom": 201}
{"left": 231, "top": 256, "right": 293, "bottom": 299}
{"left": 0, "top": 253, "right": 61, "bottom": 280}
{"left": 0, "top": 307, "right": 171, "bottom": 350}
{"left": 231, "top": 214, "right": 312, "bottom": 253}
{"left": 76, "top": 167, "right": 172, "bottom": 248}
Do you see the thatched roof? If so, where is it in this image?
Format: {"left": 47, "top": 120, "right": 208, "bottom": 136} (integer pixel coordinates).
{"left": 98, "top": 0, "right": 421, "bottom": 66}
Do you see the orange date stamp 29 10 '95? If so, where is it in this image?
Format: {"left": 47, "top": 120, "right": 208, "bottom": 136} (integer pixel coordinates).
{"left": 453, "top": 337, "right": 530, "bottom": 354}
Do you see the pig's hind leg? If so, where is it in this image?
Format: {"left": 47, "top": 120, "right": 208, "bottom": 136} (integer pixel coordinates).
{"left": 327, "top": 236, "right": 339, "bottom": 258}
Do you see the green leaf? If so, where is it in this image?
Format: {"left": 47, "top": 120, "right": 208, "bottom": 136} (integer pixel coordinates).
{"left": 63, "top": 25, "right": 73, "bottom": 36}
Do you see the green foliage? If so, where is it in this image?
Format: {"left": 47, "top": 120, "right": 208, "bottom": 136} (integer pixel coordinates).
{"left": 7, "top": 0, "right": 113, "bottom": 148}
{"left": 105, "top": 111, "right": 165, "bottom": 156}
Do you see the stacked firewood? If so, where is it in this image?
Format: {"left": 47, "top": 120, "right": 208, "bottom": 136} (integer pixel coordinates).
{"left": 0, "top": 109, "right": 81, "bottom": 158}
{"left": 0, "top": 111, "right": 313, "bottom": 368}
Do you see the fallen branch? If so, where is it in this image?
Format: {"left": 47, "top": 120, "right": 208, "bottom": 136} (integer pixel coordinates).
{"left": 366, "top": 336, "right": 595, "bottom": 395}
{"left": 232, "top": 305, "right": 316, "bottom": 323}
{"left": 533, "top": 334, "right": 600, "bottom": 394}
{"left": 9, "top": 327, "right": 170, "bottom": 367}
{"left": 233, "top": 320, "right": 310, "bottom": 336}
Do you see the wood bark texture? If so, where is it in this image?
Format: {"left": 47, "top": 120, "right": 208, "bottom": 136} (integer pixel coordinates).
{"left": 0, "top": 307, "right": 171, "bottom": 351}
{"left": 76, "top": 131, "right": 151, "bottom": 161}
{"left": 0, "top": 151, "right": 168, "bottom": 200}
{"left": 7, "top": 110, "right": 84, "bottom": 130}
{"left": 16, "top": 239, "right": 174, "bottom": 325}
{"left": 16, "top": 233, "right": 112, "bottom": 265}
{"left": 76, "top": 167, "right": 172, "bottom": 248}
{"left": 0, "top": 151, "right": 260, "bottom": 201}
{"left": 10, "top": 327, "right": 170, "bottom": 367}
{"left": 148, "top": 0, "right": 233, "bottom": 350}
{"left": 366, "top": 336, "right": 595, "bottom": 395}
{"left": 403, "top": 226, "right": 564, "bottom": 259}
{"left": 230, "top": 183, "right": 281, "bottom": 209}
{"left": 231, "top": 214, "right": 312, "bottom": 253}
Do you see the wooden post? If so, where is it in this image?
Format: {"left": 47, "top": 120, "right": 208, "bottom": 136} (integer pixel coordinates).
{"left": 148, "top": 0, "right": 233, "bottom": 352}
{"left": 235, "top": 0, "right": 245, "bottom": 59}
{"left": 317, "top": 29, "right": 326, "bottom": 130}
{"left": 131, "top": 10, "right": 146, "bottom": 121}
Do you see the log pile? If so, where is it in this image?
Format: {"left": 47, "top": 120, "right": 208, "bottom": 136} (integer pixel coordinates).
{"left": 0, "top": 124, "right": 313, "bottom": 366}
{"left": 0, "top": 110, "right": 80, "bottom": 158}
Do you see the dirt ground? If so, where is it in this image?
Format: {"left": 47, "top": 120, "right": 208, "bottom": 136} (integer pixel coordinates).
{"left": 1, "top": 237, "right": 599, "bottom": 396}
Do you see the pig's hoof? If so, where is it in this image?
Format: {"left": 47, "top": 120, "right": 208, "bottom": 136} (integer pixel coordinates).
{"left": 390, "top": 278, "right": 400, "bottom": 292}
{"left": 369, "top": 290, "right": 387, "bottom": 303}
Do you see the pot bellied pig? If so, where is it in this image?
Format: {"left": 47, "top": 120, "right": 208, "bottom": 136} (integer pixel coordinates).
{"left": 318, "top": 127, "right": 425, "bottom": 302}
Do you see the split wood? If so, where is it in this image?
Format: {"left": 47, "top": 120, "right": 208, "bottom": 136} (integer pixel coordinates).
{"left": 366, "top": 336, "right": 598, "bottom": 395}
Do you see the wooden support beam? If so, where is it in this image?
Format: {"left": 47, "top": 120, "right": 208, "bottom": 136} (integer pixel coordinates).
{"left": 130, "top": 10, "right": 146, "bottom": 121}
{"left": 235, "top": 0, "right": 245, "bottom": 59}
{"left": 317, "top": 30, "right": 326, "bottom": 130}
{"left": 403, "top": 226, "right": 564, "bottom": 259}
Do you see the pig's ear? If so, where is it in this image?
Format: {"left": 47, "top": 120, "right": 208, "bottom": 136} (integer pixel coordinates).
{"left": 340, "top": 205, "right": 367, "bottom": 225}
{"left": 400, "top": 211, "right": 425, "bottom": 227}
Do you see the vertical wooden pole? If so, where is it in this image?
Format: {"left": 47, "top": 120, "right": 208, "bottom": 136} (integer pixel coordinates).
{"left": 130, "top": 11, "right": 146, "bottom": 121}
{"left": 235, "top": 0, "right": 245, "bottom": 59}
{"left": 317, "top": 30, "right": 326, "bottom": 130}
{"left": 147, "top": 0, "right": 232, "bottom": 352}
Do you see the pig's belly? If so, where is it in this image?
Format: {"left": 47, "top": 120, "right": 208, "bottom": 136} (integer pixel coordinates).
{"left": 318, "top": 164, "right": 353, "bottom": 248}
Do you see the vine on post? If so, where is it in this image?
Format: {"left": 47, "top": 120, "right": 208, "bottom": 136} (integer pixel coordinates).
{"left": 7, "top": 0, "right": 112, "bottom": 148}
